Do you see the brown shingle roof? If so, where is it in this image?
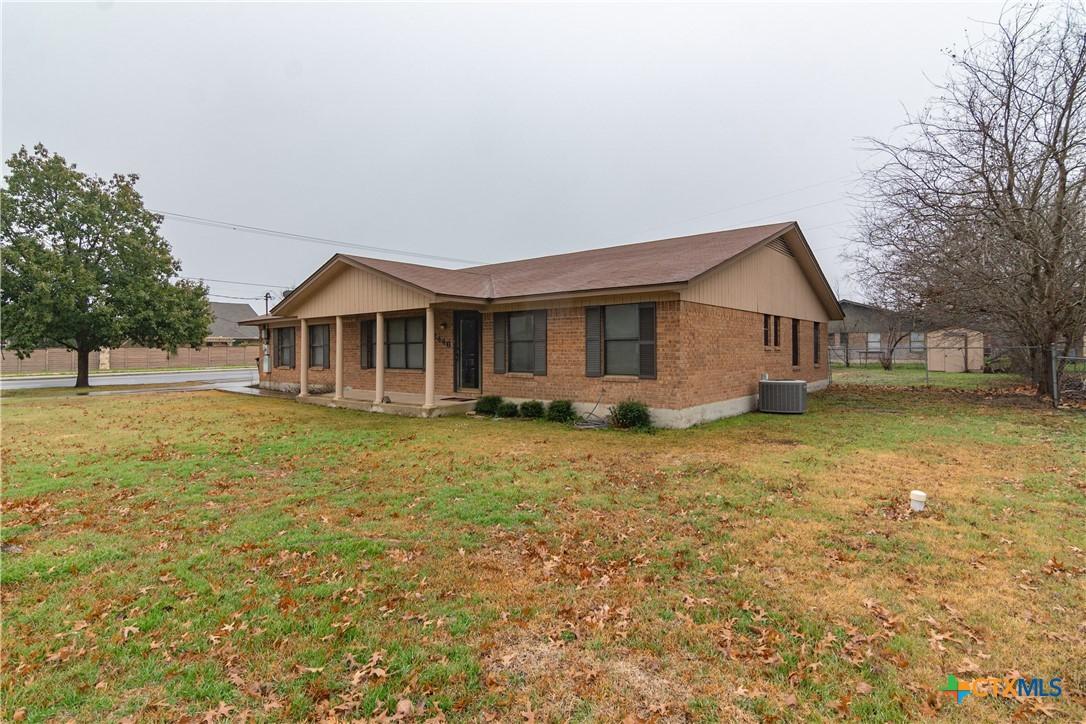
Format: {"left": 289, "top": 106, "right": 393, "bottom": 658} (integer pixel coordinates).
{"left": 345, "top": 222, "right": 792, "bottom": 300}
{"left": 343, "top": 256, "right": 494, "bottom": 298}
{"left": 463, "top": 221, "right": 793, "bottom": 298}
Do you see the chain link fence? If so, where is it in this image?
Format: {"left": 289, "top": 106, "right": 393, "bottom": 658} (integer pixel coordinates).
{"left": 1053, "top": 349, "right": 1086, "bottom": 407}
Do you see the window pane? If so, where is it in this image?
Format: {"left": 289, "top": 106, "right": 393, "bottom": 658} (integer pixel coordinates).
{"left": 510, "top": 340, "right": 534, "bottom": 372}
{"left": 388, "top": 343, "right": 406, "bottom": 368}
{"left": 604, "top": 304, "right": 639, "bottom": 339}
{"left": 509, "top": 313, "right": 534, "bottom": 342}
{"left": 387, "top": 319, "right": 405, "bottom": 343}
{"left": 406, "top": 317, "right": 424, "bottom": 343}
{"left": 407, "top": 342, "right": 424, "bottom": 369}
{"left": 605, "top": 340, "right": 639, "bottom": 375}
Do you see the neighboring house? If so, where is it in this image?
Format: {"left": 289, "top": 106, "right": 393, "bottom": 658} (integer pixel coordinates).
{"left": 243, "top": 221, "right": 844, "bottom": 428}
{"left": 828, "top": 299, "right": 926, "bottom": 364}
{"left": 205, "top": 302, "right": 261, "bottom": 346}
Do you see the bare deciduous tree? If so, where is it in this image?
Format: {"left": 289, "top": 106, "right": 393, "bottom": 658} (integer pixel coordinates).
{"left": 852, "top": 3, "right": 1086, "bottom": 395}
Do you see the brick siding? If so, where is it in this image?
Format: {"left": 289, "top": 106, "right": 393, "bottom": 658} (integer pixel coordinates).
{"left": 260, "top": 299, "right": 829, "bottom": 409}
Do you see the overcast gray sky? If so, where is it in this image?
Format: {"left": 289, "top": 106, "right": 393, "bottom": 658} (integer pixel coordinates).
{"left": 3, "top": 1, "right": 1001, "bottom": 307}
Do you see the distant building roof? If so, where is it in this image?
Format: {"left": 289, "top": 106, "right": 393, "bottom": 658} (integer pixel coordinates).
{"left": 208, "top": 302, "right": 260, "bottom": 341}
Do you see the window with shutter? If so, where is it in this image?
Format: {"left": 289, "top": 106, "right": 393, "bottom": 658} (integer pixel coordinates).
{"left": 589, "top": 303, "right": 657, "bottom": 377}
{"left": 603, "top": 304, "right": 639, "bottom": 375}
{"left": 386, "top": 317, "right": 424, "bottom": 369}
{"left": 508, "top": 312, "right": 534, "bottom": 372}
{"left": 310, "top": 324, "right": 330, "bottom": 369}
{"left": 276, "top": 327, "right": 296, "bottom": 368}
{"left": 494, "top": 310, "right": 547, "bottom": 375}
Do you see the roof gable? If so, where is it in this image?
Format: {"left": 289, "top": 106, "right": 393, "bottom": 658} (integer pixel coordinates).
{"left": 683, "top": 229, "right": 839, "bottom": 320}
{"left": 273, "top": 257, "right": 435, "bottom": 317}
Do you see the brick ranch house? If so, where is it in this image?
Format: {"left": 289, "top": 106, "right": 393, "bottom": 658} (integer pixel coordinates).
{"left": 242, "top": 221, "right": 844, "bottom": 428}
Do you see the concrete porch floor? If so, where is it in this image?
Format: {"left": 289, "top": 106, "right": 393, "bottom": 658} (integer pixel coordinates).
{"left": 299, "top": 387, "right": 478, "bottom": 418}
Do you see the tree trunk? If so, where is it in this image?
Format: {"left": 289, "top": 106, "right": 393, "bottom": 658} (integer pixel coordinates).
{"left": 75, "top": 347, "right": 91, "bottom": 388}
{"left": 1038, "top": 347, "right": 1053, "bottom": 397}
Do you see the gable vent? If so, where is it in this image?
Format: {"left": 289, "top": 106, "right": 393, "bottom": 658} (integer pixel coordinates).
{"left": 767, "top": 237, "right": 794, "bottom": 257}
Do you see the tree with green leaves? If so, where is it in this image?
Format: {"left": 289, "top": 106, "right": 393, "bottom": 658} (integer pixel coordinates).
{"left": 1, "top": 144, "right": 211, "bottom": 387}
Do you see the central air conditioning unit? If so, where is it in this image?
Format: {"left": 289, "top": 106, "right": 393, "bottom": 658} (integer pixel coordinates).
{"left": 758, "top": 378, "right": 807, "bottom": 414}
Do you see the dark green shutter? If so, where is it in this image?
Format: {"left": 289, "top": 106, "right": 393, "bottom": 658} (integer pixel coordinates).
{"left": 585, "top": 306, "right": 602, "bottom": 377}
{"left": 361, "top": 320, "right": 375, "bottom": 368}
{"left": 638, "top": 302, "right": 656, "bottom": 379}
{"left": 792, "top": 318, "right": 799, "bottom": 366}
{"left": 494, "top": 312, "right": 507, "bottom": 373}
{"left": 533, "top": 309, "right": 547, "bottom": 375}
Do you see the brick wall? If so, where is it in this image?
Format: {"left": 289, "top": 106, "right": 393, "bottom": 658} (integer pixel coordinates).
{"left": 260, "top": 300, "right": 829, "bottom": 409}
{"left": 677, "top": 301, "right": 828, "bottom": 407}
{"left": 480, "top": 300, "right": 682, "bottom": 408}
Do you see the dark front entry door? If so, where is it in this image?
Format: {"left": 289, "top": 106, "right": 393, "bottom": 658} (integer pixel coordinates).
{"left": 454, "top": 311, "right": 481, "bottom": 391}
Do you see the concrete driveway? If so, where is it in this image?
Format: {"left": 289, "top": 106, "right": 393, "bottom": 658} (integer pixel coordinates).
{"left": 0, "top": 368, "right": 258, "bottom": 390}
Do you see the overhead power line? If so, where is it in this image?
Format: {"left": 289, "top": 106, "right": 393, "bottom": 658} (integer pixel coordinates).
{"left": 181, "top": 275, "right": 292, "bottom": 289}
{"left": 206, "top": 292, "right": 267, "bottom": 301}
{"left": 666, "top": 174, "right": 857, "bottom": 228}
{"left": 153, "top": 209, "right": 485, "bottom": 266}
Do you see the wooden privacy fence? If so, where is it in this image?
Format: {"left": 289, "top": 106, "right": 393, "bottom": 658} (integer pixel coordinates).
{"left": 0, "top": 345, "right": 261, "bottom": 374}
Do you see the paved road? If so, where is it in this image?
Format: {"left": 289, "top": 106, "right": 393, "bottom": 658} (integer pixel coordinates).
{"left": 0, "top": 368, "right": 258, "bottom": 390}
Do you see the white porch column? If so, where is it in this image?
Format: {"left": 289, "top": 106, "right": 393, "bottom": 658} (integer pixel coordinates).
{"left": 333, "top": 315, "right": 344, "bottom": 400}
{"left": 423, "top": 305, "right": 436, "bottom": 408}
{"left": 298, "top": 319, "right": 309, "bottom": 397}
{"left": 374, "top": 311, "right": 385, "bottom": 404}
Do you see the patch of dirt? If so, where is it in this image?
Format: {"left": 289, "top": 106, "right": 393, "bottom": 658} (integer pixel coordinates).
{"left": 483, "top": 631, "right": 753, "bottom": 722}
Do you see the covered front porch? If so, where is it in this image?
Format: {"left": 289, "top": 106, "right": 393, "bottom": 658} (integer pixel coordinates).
{"left": 300, "top": 386, "right": 478, "bottom": 418}
{"left": 263, "top": 302, "right": 482, "bottom": 419}
{"left": 246, "top": 254, "right": 489, "bottom": 419}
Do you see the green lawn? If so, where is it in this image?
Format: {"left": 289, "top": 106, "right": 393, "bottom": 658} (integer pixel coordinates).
{"left": 1, "top": 386, "right": 1083, "bottom": 722}
{"left": 832, "top": 363, "right": 1026, "bottom": 390}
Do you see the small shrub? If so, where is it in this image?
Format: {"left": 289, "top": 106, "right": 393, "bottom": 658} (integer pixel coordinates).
{"left": 609, "top": 399, "right": 652, "bottom": 429}
{"left": 519, "top": 400, "right": 545, "bottom": 418}
{"left": 545, "top": 399, "right": 577, "bottom": 423}
{"left": 496, "top": 401, "right": 520, "bottom": 418}
{"left": 474, "top": 395, "right": 503, "bottom": 416}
